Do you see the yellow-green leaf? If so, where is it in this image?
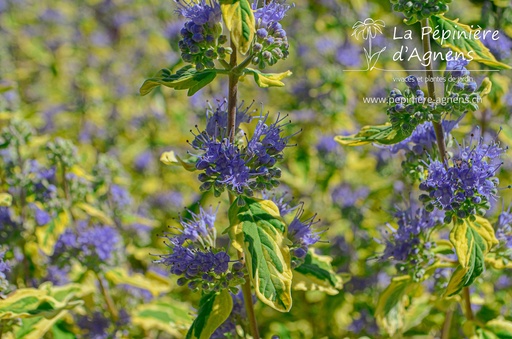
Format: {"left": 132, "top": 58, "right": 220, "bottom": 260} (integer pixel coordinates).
{"left": 220, "top": 0, "right": 255, "bottom": 54}
{"left": 15, "top": 311, "right": 69, "bottom": 339}
{"left": 132, "top": 298, "right": 193, "bottom": 337}
{"left": 445, "top": 216, "right": 498, "bottom": 297}
{"left": 0, "top": 193, "right": 12, "bottom": 207}
{"left": 186, "top": 289, "right": 233, "bottom": 339}
{"left": 478, "top": 78, "right": 493, "bottom": 98}
{"left": 244, "top": 68, "right": 292, "bottom": 88}
{"left": 293, "top": 249, "right": 343, "bottom": 295}
{"left": 228, "top": 196, "right": 293, "bottom": 312}
{"left": 0, "top": 285, "right": 82, "bottom": 320}
{"left": 140, "top": 66, "right": 217, "bottom": 96}
{"left": 105, "top": 268, "right": 171, "bottom": 298}
{"left": 429, "top": 15, "right": 511, "bottom": 69}
{"left": 159, "top": 150, "right": 197, "bottom": 171}
{"left": 335, "top": 123, "right": 409, "bottom": 146}
{"left": 375, "top": 275, "right": 414, "bottom": 336}
{"left": 486, "top": 318, "right": 512, "bottom": 338}
{"left": 75, "top": 203, "right": 114, "bottom": 225}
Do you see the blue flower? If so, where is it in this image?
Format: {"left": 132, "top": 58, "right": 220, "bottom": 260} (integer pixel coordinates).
{"left": 175, "top": 0, "right": 221, "bottom": 26}
{"left": 482, "top": 30, "right": 512, "bottom": 61}
{"left": 332, "top": 183, "right": 369, "bottom": 209}
{"left": 420, "top": 133, "right": 505, "bottom": 217}
{"left": 253, "top": 0, "right": 292, "bottom": 27}
{"left": 0, "top": 250, "right": 10, "bottom": 280}
{"left": 496, "top": 205, "right": 512, "bottom": 248}
{"left": 381, "top": 206, "right": 443, "bottom": 261}
{"left": 288, "top": 205, "right": 321, "bottom": 249}
{"left": 262, "top": 191, "right": 297, "bottom": 217}
{"left": 110, "top": 184, "right": 132, "bottom": 210}
{"left": 446, "top": 58, "right": 470, "bottom": 78}
{"left": 177, "top": 205, "right": 218, "bottom": 246}
{"left": 31, "top": 204, "right": 52, "bottom": 226}
{"left": 191, "top": 105, "right": 294, "bottom": 195}
{"left": 77, "top": 224, "right": 120, "bottom": 266}
{"left": 46, "top": 265, "right": 70, "bottom": 286}
{"left": 134, "top": 150, "right": 154, "bottom": 172}
{"left": 77, "top": 312, "right": 110, "bottom": 339}
{"left": 52, "top": 224, "right": 120, "bottom": 270}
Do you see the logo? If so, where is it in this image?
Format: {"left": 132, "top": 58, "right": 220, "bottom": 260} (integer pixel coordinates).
{"left": 350, "top": 18, "right": 387, "bottom": 71}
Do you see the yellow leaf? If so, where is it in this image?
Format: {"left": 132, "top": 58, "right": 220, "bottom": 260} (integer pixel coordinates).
{"left": 220, "top": 0, "right": 255, "bottom": 54}
{"left": 0, "top": 193, "right": 12, "bottom": 207}
{"left": 75, "top": 203, "right": 114, "bottom": 225}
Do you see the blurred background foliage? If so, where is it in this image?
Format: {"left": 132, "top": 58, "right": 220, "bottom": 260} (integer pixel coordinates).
{"left": 1, "top": 0, "right": 512, "bottom": 337}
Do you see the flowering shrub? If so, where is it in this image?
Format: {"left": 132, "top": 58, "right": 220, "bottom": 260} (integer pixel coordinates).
{"left": 0, "top": 0, "right": 511, "bottom": 338}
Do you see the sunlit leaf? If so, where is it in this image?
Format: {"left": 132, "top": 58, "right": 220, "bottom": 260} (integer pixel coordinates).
{"left": 220, "top": 0, "right": 255, "bottom": 54}
{"left": 186, "top": 289, "right": 233, "bottom": 339}
{"left": 429, "top": 15, "right": 511, "bottom": 69}
{"left": 228, "top": 196, "right": 293, "bottom": 312}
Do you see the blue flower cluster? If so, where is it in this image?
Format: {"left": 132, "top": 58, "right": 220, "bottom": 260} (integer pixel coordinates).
{"left": 156, "top": 205, "right": 243, "bottom": 291}
{"left": 76, "top": 311, "right": 111, "bottom": 339}
{"left": 420, "top": 134, "right": 506, "bottom": 221}
{"left": 381, "top": 205, "right": 443, "bottom": 279}
{"left": 264, "top": 192, "right": 321, "bottom": 264}
{"left": 251, "top": 0, "right": 292, "bottom": 68}
{"left": 52, "top": 223, "right": 120, "bottom": 271}
{"left": 175, "top": 0, "right": 227, "bottom": 70}
{"left": 496, "top": 206, "right": 512, "bottom": 249}
{"left": 446, "top": 58, "right": 470, "bottom": 78}
{"left": 0, "top": 250, "right": 9, "bottom": 280}
{"left": 191, "top": 103, "right": 294, "bottom": 196}
{"left": 288, "top": 204, "right": 321, "bottom": 264}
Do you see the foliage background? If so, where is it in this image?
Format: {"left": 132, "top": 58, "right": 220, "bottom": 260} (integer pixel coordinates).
{"left": 1, "top": 0, "right": 512, "bottom": 337}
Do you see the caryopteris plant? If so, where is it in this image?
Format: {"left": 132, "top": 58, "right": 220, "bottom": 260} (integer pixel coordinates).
{"left": 140, "top": 1, "right": 340, "bottom": 337}
{"left": 337, "top": 1, "right": 512, "bottom": 338}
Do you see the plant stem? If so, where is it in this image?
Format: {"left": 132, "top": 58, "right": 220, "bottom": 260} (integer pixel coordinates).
{"left": 441, "top": 307, "right": 454, "bottom": 339}
{"left": 227, "top": 41, "right": 239, "bottom": 143}
{"left": 462, "top": 287, "right": 474, "bottom": 321}
{"left": 226, "top": 40, "right": 260, "bottom": 339}
{"left": 96, "top": 272, "right": 119, "bottom": 322}
{"left": 420, "top": 19, "right": 447, "bottom": 165}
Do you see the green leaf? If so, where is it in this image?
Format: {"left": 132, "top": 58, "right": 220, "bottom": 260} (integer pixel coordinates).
{"left": 15, "top": 312, "right": 69, "bottom": 339}
{"left": 228, "top": 196, "right": 293, "bottom": 312}
{"left": 429, "top": 15, "right": 511, "bottom": 70}
{"left": 51, "top": 322, "right": 76, "bottom": 339}
{"left": 486, "top": 319, "right": 512, "bottom": 339}
{"left": 140, "top": 66, "right": 217, "bottom": 96}
{"left": 186, "top": 290, "right": 233, "bottom": 339}
{"left": 293, "top": 249, "right": 343, "bottom": 295}
{"left": 244, "top": 68, "right": 293, "bottom": 88}
{"left": 375, "top": 276, "right": 414, "bottom": 336}
{"left": 0, "top": 192, "right": 12, "bottom": 207}
{"left": 445, "top": 216, "right": 498, "bottom": 297}
{"left": 132, "top": 298, "right": 193, "bottom": 337}
{"left": 335, "top": 123, "right": 410, "bottom": 146}
{"left": 220, "top": 0, "right": 255, "bottom": 55}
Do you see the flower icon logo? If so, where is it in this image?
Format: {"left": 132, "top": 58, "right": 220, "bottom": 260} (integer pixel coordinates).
{"left": 351, "top": 18, "right": 387, "bottom": 71}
